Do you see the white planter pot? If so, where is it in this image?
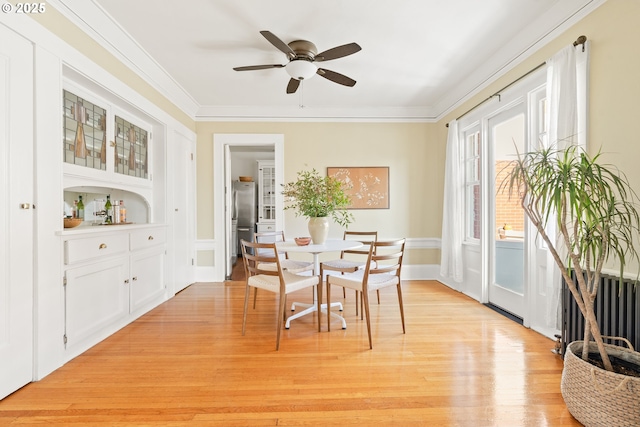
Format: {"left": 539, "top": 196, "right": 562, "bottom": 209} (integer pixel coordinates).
{"left": 308, "top": 217, "right": 329, "bottom": 245}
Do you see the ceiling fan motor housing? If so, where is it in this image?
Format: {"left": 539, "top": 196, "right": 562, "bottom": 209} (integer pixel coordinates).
{"left": 286, "top": 40, "right": 318, "bottom": 80}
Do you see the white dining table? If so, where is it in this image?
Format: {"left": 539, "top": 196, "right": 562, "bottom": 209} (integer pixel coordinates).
{"left": 276, "top": 239, "right": 363, "bottom": 329}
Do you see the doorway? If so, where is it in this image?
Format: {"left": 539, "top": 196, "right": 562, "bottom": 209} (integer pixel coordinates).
{"left": 212, "top": 134, "right": 284, "bottom": 282}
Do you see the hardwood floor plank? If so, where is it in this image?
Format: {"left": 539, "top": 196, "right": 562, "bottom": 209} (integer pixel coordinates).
{"left": 0, "top": 280, "right": 580, "bottom": 426}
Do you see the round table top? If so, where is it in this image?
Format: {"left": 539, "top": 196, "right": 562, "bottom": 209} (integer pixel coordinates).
{"left": 277, "top": 239, "right": 363, "bottom": 254}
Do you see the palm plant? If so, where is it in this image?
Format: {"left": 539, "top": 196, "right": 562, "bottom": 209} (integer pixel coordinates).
{"left": 502, "top": 144, "right": 640, "bottom": 371}
{"left": 282, "top": 168, "right": 353, "bottom": 228}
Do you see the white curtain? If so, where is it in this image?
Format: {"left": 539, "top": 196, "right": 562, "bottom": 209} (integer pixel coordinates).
{"left": 440, "top": 119, "right": 464, "bottom": 283}
{"left": 544, "top": 41, "right": 589, "bottom": 328}
{"left": 547, "top": 45, "right": 578, "bottom": 149}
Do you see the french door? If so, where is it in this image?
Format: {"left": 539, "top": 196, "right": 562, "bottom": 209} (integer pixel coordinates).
{"left": 0, "top": 24, "right": 34, "bottom": 399}
{"left": 487, "top": 102, "right": 527, "bottom": 317}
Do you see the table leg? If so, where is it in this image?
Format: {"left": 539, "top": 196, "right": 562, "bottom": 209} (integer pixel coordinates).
{"left": 286, "top": 253, "right": 346, "bottom": 329}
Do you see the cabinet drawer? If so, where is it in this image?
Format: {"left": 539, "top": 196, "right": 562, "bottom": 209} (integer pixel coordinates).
{"left": 65, "top": 234, "right": 129, "bottom": 265}
{"left": 130, "top": 227, "right": 166, "bottom": 251}
{"left": 257, "top": 223, "right": 276, "bottom": 232}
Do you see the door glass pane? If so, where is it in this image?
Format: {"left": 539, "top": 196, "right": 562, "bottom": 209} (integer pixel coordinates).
{"left": 494, "top": 113, "right": 525, "bottom": 295}
{"left": 63, "top": 90, "right": 107, "bottom": 170}
{"left": 114, "top": 115, "right": 148, "bottom": 179}
{"left": 464, "top": 131, "right": 481, "bottom": 240}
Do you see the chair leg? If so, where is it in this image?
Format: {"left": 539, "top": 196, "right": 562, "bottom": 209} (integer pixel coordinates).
{"left": 326, "top": 277, "right": 332, "bottom": 332}
{"left": 316, "top": 275, "right": 322, "bottom": 332}
{"left": 397, "top": 283, "right": 406, "bottom": 334}
{"left": 242, "top": 284, "right": 251, "bottom": 336}
{"left": 276, "top": 293, "right": 287, "bottom": 351}
{"left": 376, "top": 289, "right": 381, "bottom": 304}
{"left": 253, "top": 287, "right": 258, "bottom": 309}
{"left": 362, "top": 287, "right": 373, "bottom": 349}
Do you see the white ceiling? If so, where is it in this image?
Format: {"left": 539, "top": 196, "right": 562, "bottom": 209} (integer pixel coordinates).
{"left": 56, "top": 0, "right": 600, "bottom": 121}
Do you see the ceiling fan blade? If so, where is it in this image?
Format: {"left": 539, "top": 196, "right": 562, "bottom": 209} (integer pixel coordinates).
{"left": 286, "top": 78, "right": 300, "bottom": 94}
{"left": 233, "top": 64, "right": 285, "bottom": 71}
{"left": 260, "top": 31, "right": 295, "bottom": 59}
{"left": 315, "top": 43, "right": 362, "bottom": 62}
{"left": 316, "top": 68, "right": 356, "bottom": 87}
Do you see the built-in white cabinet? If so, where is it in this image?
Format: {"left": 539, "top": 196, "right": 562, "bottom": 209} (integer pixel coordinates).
{"left": 63, "top": 226, "right": 166, "bottom": 358}
{"left": 257, "top": 160, "right": 276, "bottom": 228}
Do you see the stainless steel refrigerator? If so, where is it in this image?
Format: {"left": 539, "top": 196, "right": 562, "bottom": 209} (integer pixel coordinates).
{"left": 232, "top": 180, "right": 257, "bottom": 255}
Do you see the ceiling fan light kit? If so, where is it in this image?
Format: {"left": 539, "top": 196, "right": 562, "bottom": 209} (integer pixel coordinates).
{"left": 285, "top": 60, "right": 317, "bottom": 80}
{"left": 233, "top": 30, "right": 361, "bottom": 94}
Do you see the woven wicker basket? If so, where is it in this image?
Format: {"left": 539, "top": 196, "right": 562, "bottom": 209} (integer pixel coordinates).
{"left": 562, "top": 340, "right": 640, "bottom": 426}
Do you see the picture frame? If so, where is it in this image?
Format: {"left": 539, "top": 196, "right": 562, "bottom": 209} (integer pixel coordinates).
{"left": 327, "top": 166, "right": 389, "bottom": 209}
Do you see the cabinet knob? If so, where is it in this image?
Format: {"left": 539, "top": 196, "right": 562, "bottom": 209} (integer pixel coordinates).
{"left": 20, "top": 203, "right": 31, "bottom": 209}
{"left": 124, "top": 279, "right": 129, "bottom": 284}
{"left": 148, "top": 235, "right": 154, "bottom": 240}
{"left": 99, "top": 243, "right": 107, "bottom": 249}
{"left": 132, "top": 276, "right": 138, "bottom": 281}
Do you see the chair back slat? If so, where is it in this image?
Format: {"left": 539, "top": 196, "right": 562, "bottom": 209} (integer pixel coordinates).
{"left": 241, "top": 239, "right": 281, "bottom": 278}
{"left": 365, "top": 239, "right": 405, "bottom": 278}
{"left": 254, "top": 231, "right": 290, "bottom": 259}
{"left": 341, "top": 231, "right": 377, "bottom": 259}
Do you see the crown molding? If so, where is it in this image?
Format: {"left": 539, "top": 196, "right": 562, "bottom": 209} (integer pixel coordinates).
{"left": 433, "top": 0, "right": 607, "bottom": 122}
{"left": 195, "top": 105, "right": 437, "bottom": 123}
{"left": 50, "top": 0, "right": 200, "bottom": 117}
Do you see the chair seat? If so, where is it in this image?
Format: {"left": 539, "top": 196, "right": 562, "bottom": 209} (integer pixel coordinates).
{"left": 328, "top": 270, "right": 399, "bottom": 292}
{"left": 248, "top": 271, "right": 319, "bottom": 294}
{"left": 321, "top": 259, "right": 365, "bottom": 270}
{"left": 258, "top": 259, "right": 313, "bottom": 274}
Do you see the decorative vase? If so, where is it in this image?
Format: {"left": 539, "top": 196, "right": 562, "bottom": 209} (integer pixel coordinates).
{"left": 561, "top": 340, "right": 640, "bottom": 426}
{"left": 308, "top": 217, "right": 329, "bottom": 244}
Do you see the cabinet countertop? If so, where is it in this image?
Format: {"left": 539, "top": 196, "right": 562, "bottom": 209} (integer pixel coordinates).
{"left": 57, "top": 222, "right": 167, "bottom": 237}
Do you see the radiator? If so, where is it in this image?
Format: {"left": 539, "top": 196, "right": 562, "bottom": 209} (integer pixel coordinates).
{"left": 561, "top": 272, "right": 639, "bottom": 355}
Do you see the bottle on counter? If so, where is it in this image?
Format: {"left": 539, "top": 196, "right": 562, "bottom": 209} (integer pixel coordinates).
{"left": 119, "top": 200, "right": 126, "bottom": 223}
{"left": 76, "top": 196, "right": 84, "bottom": 220}
{"left": 113, "top": 200, "right": 120, "bottom": 224}
{"left": 104, "top": 195, "right": 112, "bottom": 224}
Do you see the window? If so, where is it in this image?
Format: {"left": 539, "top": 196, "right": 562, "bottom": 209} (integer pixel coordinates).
{"left": 464, "top": 128, "right": 481, "bottom": 241}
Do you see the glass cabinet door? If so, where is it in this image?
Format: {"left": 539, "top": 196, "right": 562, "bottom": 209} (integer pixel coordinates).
{"left": 114, "top": 115, "right": 148, "bottom": 179}
{"left": 258, "top": 161, "right": 276, "bottom": 222}
{"left": 63, "top": 90, "right": 107, "bottom": 170}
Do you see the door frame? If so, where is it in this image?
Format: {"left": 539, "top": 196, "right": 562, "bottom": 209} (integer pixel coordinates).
{"left": 212, "top": 134, "right": 284, "bottom": 282}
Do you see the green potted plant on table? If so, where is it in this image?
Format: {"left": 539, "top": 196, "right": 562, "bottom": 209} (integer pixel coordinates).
{"left": 282, "top": 168, "right": 353, "bottom": 244}
{"left": 502, "top": 145, "right": 640, "bottom": 426}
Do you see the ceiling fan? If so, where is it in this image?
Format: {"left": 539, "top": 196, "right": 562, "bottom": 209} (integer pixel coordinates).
{"left": 233, "top": 31, "right": 361, "bottom": 94}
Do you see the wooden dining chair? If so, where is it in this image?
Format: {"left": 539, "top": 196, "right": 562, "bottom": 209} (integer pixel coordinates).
{"left": 325, "top": 238, "right": 406, "bottom": 349}
{"left": 320, "top": 231, "right": 378, "bottom": 314}
{"left": 254, "top": 231, "right": 314, "bottom": 274}
{"left": 240, "top": 239, "right": 321, "bottom": 350}
{"left": 253, "top": 231, "right": 314, "bottom": 308}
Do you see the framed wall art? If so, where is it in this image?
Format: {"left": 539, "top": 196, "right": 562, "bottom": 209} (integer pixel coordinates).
{"left": 327, "top": 166, "right": 389, "bottom": 209}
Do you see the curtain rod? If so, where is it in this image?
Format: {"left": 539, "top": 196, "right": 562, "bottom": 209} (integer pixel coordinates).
{"left": 445, "top": 35, "right": 587, "bottom": 127}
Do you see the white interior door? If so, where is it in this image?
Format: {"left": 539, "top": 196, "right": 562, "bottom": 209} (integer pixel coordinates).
{"left": 224, "top": 144, "right": 233, "bottom": 279}
{"left": 0, "top": 25, "right": 34, "bottom": 400}
{"left": 488, "top": 103, "right": 527, "bottom": 318}
{"left": 172, "top": 132, "right": 195, "bottom": 293}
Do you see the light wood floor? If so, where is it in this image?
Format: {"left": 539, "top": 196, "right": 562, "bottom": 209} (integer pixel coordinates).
{"left": 0, "top": 278, "right": 580, "bottom": 426}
